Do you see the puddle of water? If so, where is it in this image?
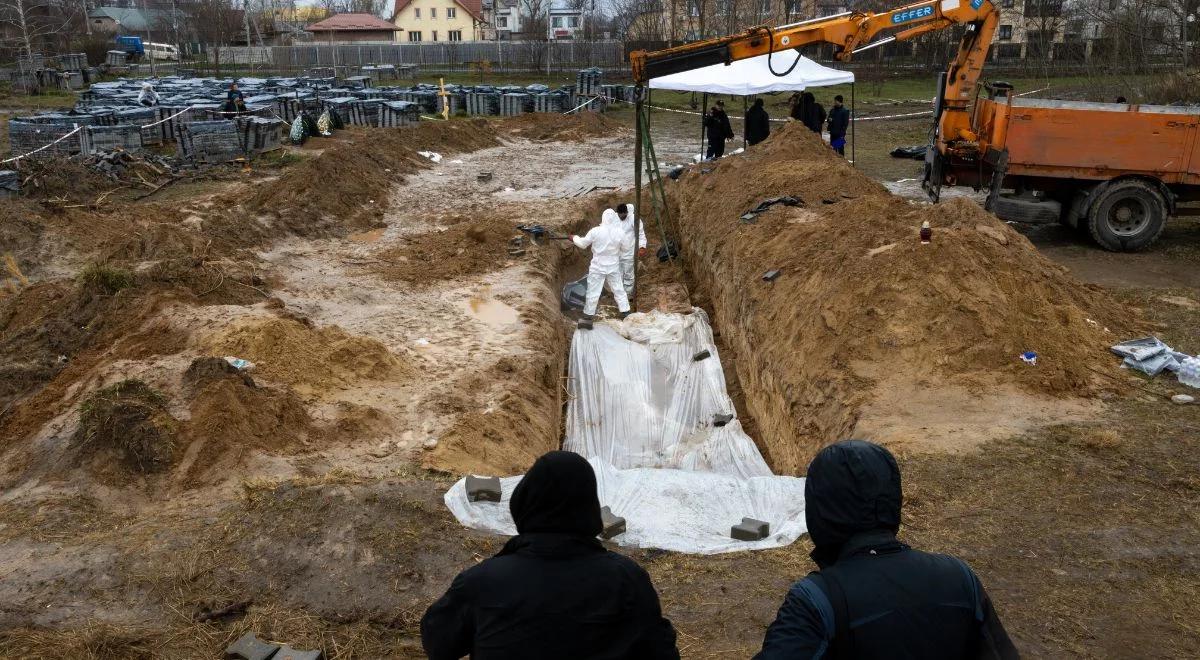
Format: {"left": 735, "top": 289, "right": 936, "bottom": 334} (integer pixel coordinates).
{"left": 348, "top": 228, "right": 386, "bottom": 243}
{"left": 463, "top": 296, "right": 520, "bottom": 331}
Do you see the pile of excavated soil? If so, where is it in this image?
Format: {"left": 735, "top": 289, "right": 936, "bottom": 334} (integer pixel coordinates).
{"left": 202, "top": 316, "right": 409, "bottom": 397}
{"left": 242, "top": 121, "right": 501, "bottom": 240}
{"left": 669, "top": 122, "right": 1138, "bottom": 473}
{"left": 372, "top": 218, "right": 515, "bottom": 284}
{"left": 72, "top": 379, "right": 177, "bottom": 475}
{"left": 185, "top": 374, "right": 313, "bottom": 459}
{"left": 499, "top": 112, "right": 624, "bottom": 142}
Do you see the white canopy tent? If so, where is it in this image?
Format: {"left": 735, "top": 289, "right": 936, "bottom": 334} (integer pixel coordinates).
{"left": 644, "top": 53, "right": 857, "bottom": 163}
{"left": 648, "top": 53, "right": 855, "bottom": 94}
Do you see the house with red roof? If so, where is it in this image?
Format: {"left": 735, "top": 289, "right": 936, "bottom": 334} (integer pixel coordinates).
{"left": 305, "top": 13, "right": 399, "bottom": 43}
{"left": 390, "top": 0, "right": 486, "bottom": 42}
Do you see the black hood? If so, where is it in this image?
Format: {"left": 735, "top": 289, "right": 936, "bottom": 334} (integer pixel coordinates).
{"left": 805, "top": 440, "right": 902, "bottom": 567}
{"left": 509, "top": 451, "right": 604, "bottom": 538}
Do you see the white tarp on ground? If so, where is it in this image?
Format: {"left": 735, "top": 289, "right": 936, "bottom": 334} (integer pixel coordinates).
{"left": 445, "top": 309, "right": 807, "bottom": 554}
{"left": 648, "top": 53, "right": 855, "bottom": 95}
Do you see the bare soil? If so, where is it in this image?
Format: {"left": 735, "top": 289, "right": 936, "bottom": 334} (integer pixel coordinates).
{"left": 1, "top": 110, "right": 1198, "bottom": 660}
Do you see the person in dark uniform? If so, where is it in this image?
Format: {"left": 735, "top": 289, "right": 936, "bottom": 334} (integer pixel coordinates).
{"left": 800, "top": 91, "right": 826, "bottom": 134}
{"left": 745, "top": 97, "right": 771, "bottom": 146}
{"left": 705, "top": 105, "right": 731, "bottom": 159}
{"left": 827, "top": 94, "right": 850, "bottom": 156}
{"left": 422, "top": 451, "right": 680, "bottom": 660}
{"left": 755, "top": 440, "right": 1019, "bottom": 660}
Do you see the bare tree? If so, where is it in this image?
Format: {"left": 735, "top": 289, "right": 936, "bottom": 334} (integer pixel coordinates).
{"left": 344, "top": 0, "right": 386, "bottom": 15}
{"left": 0, "top": 0, "right": 72, "bottom": 58}
{"left": 612, "top": 0, "right": 666, "bottom": 41}
{"left": 192, "top": 0, "right": 241, "bottom": 75}
{"left": 519, "top": 0, "right": 549, "bottom": 68}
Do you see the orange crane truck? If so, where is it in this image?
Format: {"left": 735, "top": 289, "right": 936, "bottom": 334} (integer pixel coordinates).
{"left": 630, "top": 0, "right": 1197, "bottom": 251}
{"left": 960, "top": 88, "right": 1199, "bottom": 250}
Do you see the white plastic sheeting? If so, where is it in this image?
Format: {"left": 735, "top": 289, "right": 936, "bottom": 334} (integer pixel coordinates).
{"left": 444, "top": 309, "right": 808, "bottom": 554}
{"left": 648, "top": 53, "right": 854, "bottom": 95}
{"left": 564, "top": 312, "right": 773, "bottom": 479}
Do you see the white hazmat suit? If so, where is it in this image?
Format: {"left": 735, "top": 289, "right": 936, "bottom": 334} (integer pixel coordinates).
{"left": 617, "top": 204, "right": 648, "bottom": 294}
{"left": 572, "top": 209, "right": 633, "bottom": 316}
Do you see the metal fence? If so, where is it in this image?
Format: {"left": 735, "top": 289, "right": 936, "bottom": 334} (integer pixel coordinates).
{"left": 209, "top": 41, "right": 625, "bottom": 73}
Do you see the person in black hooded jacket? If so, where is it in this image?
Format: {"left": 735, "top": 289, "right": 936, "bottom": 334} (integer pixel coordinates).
{"left": 745, "top": 98, "right": 770, "bottom": 146}
{"left": 421, "top": 451, "right": 680, "bottom": 660}
{"left": 754, "top": 440, "right": 1019, "bottom": 660}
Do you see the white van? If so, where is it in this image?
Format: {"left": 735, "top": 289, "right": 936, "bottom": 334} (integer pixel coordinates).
{"left": 144, "top": 42, "right": 180, "bottom": 61}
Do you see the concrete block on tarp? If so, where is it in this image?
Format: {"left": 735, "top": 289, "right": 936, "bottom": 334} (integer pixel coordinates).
{"left": 731, "top": 517, "right": 769, "bottom": 541}
{"left": 600, "top": 506, "right": 626, "bottom": 539}
{"left": 466, "top": 475, "right": 502, "bottom": 503}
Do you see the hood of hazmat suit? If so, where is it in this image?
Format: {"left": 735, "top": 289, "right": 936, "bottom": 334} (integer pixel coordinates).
{"left": 619, "top": 204, "right": 648, "bottom": 250}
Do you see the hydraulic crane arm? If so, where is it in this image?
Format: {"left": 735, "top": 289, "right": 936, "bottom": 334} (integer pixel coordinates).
{"left": 631, "top": 0, "right": 997, "bottom": 112}
{"left": 629, "top": 0, "right": 1000, "bottom": 199}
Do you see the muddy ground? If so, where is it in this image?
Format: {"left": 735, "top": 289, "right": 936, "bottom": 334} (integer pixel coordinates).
{"left": 1, "top": 107, "right": 1198, "bottom": 660}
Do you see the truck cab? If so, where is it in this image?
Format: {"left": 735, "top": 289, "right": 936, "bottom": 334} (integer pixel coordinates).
{"left": 114, "top": 35, "right": 144, "bottom": 58}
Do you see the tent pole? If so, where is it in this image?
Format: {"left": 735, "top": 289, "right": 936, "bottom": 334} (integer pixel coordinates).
{"left": 634, "top": 88, "right": 644, "bottom": 313}
{"left": 700, "top": 92, "right": 707, "bottom": 161}
{"left": 647, "top": 88, "right": 652, "bottom": 131}
{"left": 851, "top": 82, "right": 856, "bottom": 167}
{"left": 743, "top": 96, "right": 747, "bottom": 150}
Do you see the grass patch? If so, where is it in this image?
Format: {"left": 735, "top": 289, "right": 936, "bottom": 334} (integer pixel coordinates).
{"left": 77, "top": 262, "right": 135, "bottom": 295}
{"left": 75, "top": 379, "right": 176, "bottom": 473}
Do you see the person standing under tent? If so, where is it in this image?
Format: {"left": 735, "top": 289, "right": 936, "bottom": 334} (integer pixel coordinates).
{"left": 801, "top": 92, "right": 826, "bottom": 135}
{"left": 789, "top": 92, "right": 804, "bottom": 122}
{"left": 745, "top": 98, "right": 771, "bottom": 146}
{"left": 571, "top": 209, "right": 634, "bottom": 320}
{"left": 705, "top": 105, "right": 733, "bottom": 160}
{"left": 827, "top": 94, "right": 851, "bottom": 156}
{"left": 615, "top": 203, "right": 648, "bottom": 296}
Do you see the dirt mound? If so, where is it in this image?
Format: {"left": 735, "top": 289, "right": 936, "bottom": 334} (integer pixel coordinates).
{"left": 202, "top": 317, "right": 408, "bottom": 396}
{"left": 373, "top": 218, "right": 515, "bottom": 284}
{"left": 669, "top": 122, "right": 1138, "bottom": 473}
{"left": 73, "top": 379, "right": 177, "bottom": 474}
{"left": 243, "top": 121, "right": 501, "bottom": 240}
{"left": 16, "top": 157, "right": 118, "bottom": 203}
{"left": 184, "top": 356, "right": 255, "bottom": 389}
{"left": 187, "top": 377, "right": 313, "bottom": 453}
{"left": 500, "top": 112, "right": 623, "bottom": 142}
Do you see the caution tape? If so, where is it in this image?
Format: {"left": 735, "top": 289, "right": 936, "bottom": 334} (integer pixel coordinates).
{"left": 140, "top": 105, "right": 195, "bottom": 129}
{"left": 604, "top": 95, "right": 931, "bottom": 123}
{"left": 565, "top": 95, "right": 604, "bottom": 115}
{"left": 2, "top": 125, "right": 83, "bottom": 164}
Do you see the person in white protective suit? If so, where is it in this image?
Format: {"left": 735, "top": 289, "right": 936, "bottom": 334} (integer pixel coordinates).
{"left": 615, "top": 203, "right": 648, "bottom": 295}
{"left": 571, "top": 209, "right": 634, "bottom": 319}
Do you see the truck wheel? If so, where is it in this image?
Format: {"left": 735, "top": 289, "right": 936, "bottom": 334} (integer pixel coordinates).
{"left": 993, "top": 193, "right": 1061, "bottom": 224}
{"left": 1087, "top": 180, "right": 1168, "bottom": 252}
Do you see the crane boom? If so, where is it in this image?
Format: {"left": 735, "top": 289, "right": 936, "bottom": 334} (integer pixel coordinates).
{"left": 629, "top": 0, "right": 1000, "bottom": 199}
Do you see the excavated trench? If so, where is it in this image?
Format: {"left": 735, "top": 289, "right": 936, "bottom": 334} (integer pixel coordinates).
{"left": 546, "top": 198, "right": 770, "bottom": 466}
